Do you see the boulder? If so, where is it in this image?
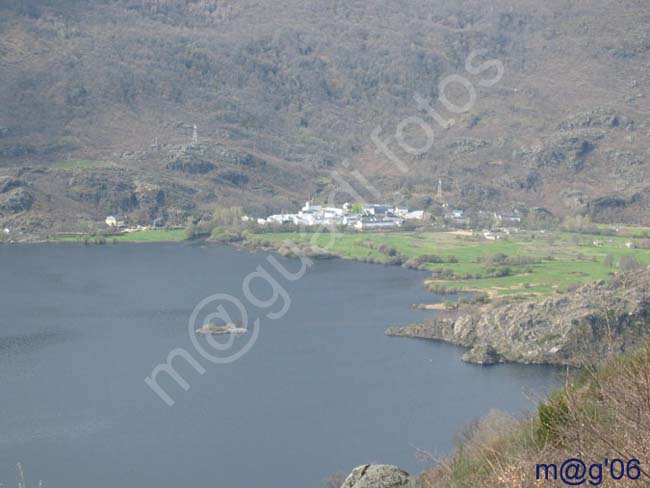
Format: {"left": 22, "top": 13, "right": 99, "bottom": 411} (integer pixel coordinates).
{"left": 341, "top": 464, "right": 412, "bottom": 488}
{"left": 462, "top": 344, "right": 503, "bottom": 365}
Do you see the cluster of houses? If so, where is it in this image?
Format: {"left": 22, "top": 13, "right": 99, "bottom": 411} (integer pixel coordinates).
{"left": 105, "top": 215, "right": 165, "bottom": 233}
{"left": 102, "top": 199, "right": 527, "bottom": 237}
{"left": 254, "top": 202, "right": 426, "bottom": 230}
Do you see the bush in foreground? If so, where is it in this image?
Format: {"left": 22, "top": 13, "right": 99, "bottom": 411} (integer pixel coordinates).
{"left": 420, "top": 344, "right": 650, "bottom": 487}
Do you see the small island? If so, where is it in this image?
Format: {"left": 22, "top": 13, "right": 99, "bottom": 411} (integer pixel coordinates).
{"left": 195, "top": 323, "right": 248, "bottom": 335}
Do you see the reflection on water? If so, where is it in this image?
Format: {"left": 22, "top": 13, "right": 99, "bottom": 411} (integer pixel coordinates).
{"left": 0, "top": 244, "right": 562, "bottom": 488}
{"left": 0, "top": 330, "right": 79, "bottom": 354}
{"left": 0, "top": 417, "right": 111, "bottom": 445}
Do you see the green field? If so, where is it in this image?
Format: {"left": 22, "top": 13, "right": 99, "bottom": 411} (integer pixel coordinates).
{"left": 50, "top": 160, "right": 115, "bottom": 170}
{"left": 109, "top": 229, "right": 186, "bottom": 242}
{"left": 51, "top": 229, "right": 186, "bottom": 243}
{"left": 255, "top": 230, "right": 650, "bottom": 297}
{"left": 49, "top": 225, "right": 650, "bottom": 297}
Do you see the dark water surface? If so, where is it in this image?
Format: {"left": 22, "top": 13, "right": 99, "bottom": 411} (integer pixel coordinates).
{"left": 0, "top": 244, "right": 561, "bottom": 487}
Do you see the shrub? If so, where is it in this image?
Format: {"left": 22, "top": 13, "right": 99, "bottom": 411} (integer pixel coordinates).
{"left": 421, "top": 344, "right": 650, "bottom": 487}
{"left": 428, "top": 284, "right": 462, "bottom": 294}
{"left": 619, "top": 255, "right": 641, "bottom": 271}
{"left": 211, "top": 206, "right": 244, "bottom": 227}
{"left": 471, "top": 294, "right": 489, "bottom": 304}
{"left": 536, "top": 392, "right": 570, "bottom": 446}
{"left": 480, "top": 253, "right": 508, "bottom": 265}
{"left": 493, "top": 266, "right": 512, "bottom": 277}
{"left": 210, "top": 227, "right": 242, "bottom": 244}
{"left": 419, "top": 254, "right": 444, "bottom": 263}
{"left": 504, "top": 255, "right": 540, "bottom": 265}
{"left": 431, "top": 268, "right": 457, "bottom": 279}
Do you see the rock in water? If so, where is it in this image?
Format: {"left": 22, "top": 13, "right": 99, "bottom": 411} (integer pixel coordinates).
{"left": 462, "top": 344, "right": 503, "bottom": 365}
{"left": 341, "top": 465, "right": 412, "bottom": 488}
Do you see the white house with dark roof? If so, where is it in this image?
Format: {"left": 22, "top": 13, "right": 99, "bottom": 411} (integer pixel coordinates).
{"left": 354, "top": 216, "right": 403, "bottom": 230}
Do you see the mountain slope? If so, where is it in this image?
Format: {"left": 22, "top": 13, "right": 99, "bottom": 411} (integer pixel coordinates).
{"left": 1, "top": 0, "right": 649, "bottom": 235}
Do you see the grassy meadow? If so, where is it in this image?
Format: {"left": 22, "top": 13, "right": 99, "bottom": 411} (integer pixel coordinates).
{"left": 51, "top": 229, "right": 186, "bottom": 243}
{"left": 256, "top": 229, "right": 650, "bottom": 297}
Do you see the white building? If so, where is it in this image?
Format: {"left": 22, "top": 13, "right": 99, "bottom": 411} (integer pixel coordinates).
{"left": 343, "top": 215, "right": 361, "bottom": 226}
{"left": 105, "top": 216, "right": 118, "bottom": 227}
{"left": 363, "top": 204, "right": 394, "bottom": 216}
{"left": 405, "top": 210, "right": 425, "bottom": 220}
{"left": 267, "top": 214, "right": 300, "bottom": 225}
{"left": 354, "top": 216, "right": 403, "bottom": 230}
{"left": 301, "top": 202, "right": 322, "bottom": 213}
{"left": 262, "top": 201, "right": 423, "bottom": 231}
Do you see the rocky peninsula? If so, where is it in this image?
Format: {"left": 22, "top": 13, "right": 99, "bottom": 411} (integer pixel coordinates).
{"left": 387, "top": 269, "right": 650, "bottom": 366}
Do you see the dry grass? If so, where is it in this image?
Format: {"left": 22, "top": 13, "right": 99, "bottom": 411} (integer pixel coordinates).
{"left": 420, "top": 344, "right": 650, "bottom": 487}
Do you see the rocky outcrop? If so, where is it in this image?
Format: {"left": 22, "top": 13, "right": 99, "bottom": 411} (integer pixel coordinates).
{"left": 166, "top": 158, "right": 216, "bottom": 174}
{"left": 66, "top": 171, "right": 139, "bottom": 212}
{"left": 0, "top": 188, "right": 33, "bottom": 213}
{"left": 0, "top": 177, "right": 24, "bottom": 194}
{"left": 445, "top": 138, "right": 490, "bottom": 154}
{"left": 534, "top": 135, "right": 596, "bottom": 171}
{"left": 559, "top": 109, "right": 633, "bottom": 131}
{"left": 341, "top": 465, "right": 412, "bottom": 488}
{"left": 387, "top": 270, "right": 650, "bottom": 366}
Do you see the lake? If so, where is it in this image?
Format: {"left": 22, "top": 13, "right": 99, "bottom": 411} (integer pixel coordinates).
{"left": 0, "top": 244, "right": 560, "bottom": 487}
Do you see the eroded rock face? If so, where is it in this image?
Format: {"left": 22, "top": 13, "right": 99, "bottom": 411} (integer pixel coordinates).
{"left": 387, "top": 270, "right": 650, "bottom": 366}
{"left": 341, "top": 465, "right": 412, "bottom": 488}
{"left": 534, "top": 135, "right": 596, "bottom": 171}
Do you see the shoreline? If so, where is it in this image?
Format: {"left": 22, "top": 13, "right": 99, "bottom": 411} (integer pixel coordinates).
{"left": 11, "top": 230, "right": 650, "bottom": 369}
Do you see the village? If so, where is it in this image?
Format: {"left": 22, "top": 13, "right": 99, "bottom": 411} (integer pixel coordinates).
{"left": 252, "top": 201, "right": 530, "bottom": 239}
{"left": 101, "top": 199, "right": 527, "bottom": 239}
{"left": 255, "top": 202, "right": 426, "bottom": 230}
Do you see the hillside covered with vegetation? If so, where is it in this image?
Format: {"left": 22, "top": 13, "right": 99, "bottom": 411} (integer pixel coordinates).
{"left": 419, "top": 342, "right": 650, "bottom": 487}
{"left": 1, "top": 0, "right": 650, "bottom": 237}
